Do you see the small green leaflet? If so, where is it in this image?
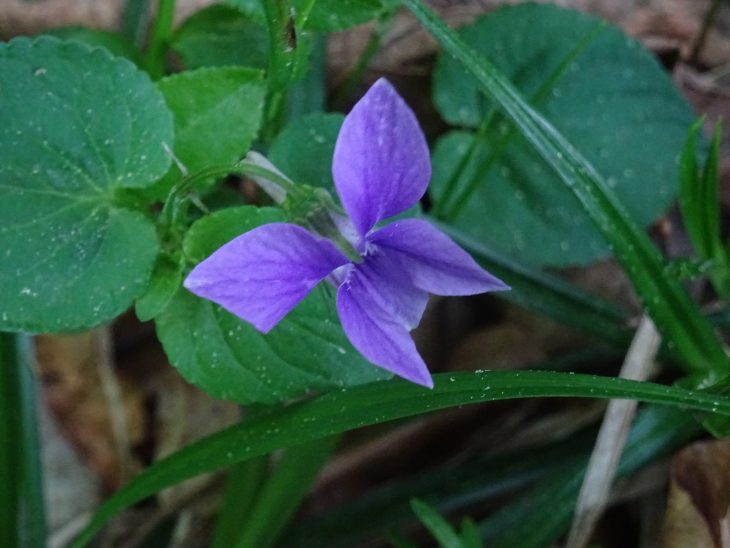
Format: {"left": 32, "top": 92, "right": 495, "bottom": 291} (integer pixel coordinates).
{"left": 152, "top": 66, "right": 266, "bottom": 197}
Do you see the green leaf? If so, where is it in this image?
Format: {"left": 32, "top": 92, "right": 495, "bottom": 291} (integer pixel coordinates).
{"left": 73, "top": 370, "right": 730, "bottom": 546}
{"left": 170, "top": 5, "right": 269, "bottom": 70}
{"left": 410, "top": 498, "right": 465, "bottom": 548}
{"left": 0, "top": 334, "right": 45, "bottom": 548}
{"left": 0, "top": 37, "right": 172, "bottom": 332}
{"left": 156, "top": 206, "right": 387, "bottom": 404}
{"left": 153, "top": 66, "right": 266, "bottom": 196}
{"left": 269, "top": 113, "right": 344, "bottom": 190}
{"left": 431, "top": 4, "right": 696, "bottom": 266}
{"left": 403, "top": 0, "right": 730, "bottom": 379}
{"left": 42, "top": 27, "right": 141, "bottom": 64}
{"left": 227, "top": 0, "right": 387, "bottom": 30}
{"left": 134, "top": 252, "right": 184, "bottom": 321}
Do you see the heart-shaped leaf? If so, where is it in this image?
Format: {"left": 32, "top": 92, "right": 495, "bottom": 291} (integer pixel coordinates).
{"left": 0, "top": 37, "right": 173, "bottom": 332}
{"left": 431, "top": 4, "right": 696, "bottom": 266}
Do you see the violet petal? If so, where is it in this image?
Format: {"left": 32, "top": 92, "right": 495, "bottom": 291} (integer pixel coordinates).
{"left": 368, "top": 219, "right": 510, "bottom": 296}
{"left": 332, "top": 78, "right": 431, "bottom": 236}
{"left": 337, "top": 270, "right": 433, "bottom": 388}
{"left": 352, "top": 248, "right": 429, "bottom": 330}
{"left": 184, "top": 223, "right": 349, "bottom": 333}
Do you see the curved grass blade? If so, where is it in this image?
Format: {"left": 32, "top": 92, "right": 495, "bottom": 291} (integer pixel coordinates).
{"left": 0, "top": 334, "right": 45, "bottom": 548}
{"left": 73, "top": 370, "right": 730, "bottom": 546}
{"left": 480, "top": 406, "right": 699, "bottom": 547}
{"left": 403, "top": 0, "right": 729, "bottom": 381}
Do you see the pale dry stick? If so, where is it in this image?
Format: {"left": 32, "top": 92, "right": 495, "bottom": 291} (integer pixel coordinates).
{"left": 566, "top": 314, "right": 660, "bottom": 548}
{"left": 94, "top": 326, "right": 135, "bottom": 484}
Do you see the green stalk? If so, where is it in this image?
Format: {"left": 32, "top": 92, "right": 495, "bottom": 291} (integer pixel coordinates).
{"left": 262, "top": 0, "right": 297, "bottom": 142}
{"left": 144, "top": 0, "right": 176, "bottom": 79}
{"left": 0, "top": 333, "right": 45, "bottom": 548}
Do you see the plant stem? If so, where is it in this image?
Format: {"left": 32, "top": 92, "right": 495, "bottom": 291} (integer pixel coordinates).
{"left": 144, "top": 0, "right": 176, "bottom": 79}
{"left": 262, "top": 0, "right": 297, "bottom": 142}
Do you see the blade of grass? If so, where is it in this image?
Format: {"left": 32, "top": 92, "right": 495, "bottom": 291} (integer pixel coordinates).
{"left": 73, "top": 370, "right": 730, "bottom": 546}
{"left": 0, "top": 333, "right": 45, "bottom": 548}
{"left": 211, "top": 457, "right": 268, "bottom": 548}
{"left": 679, "top": 121, "right": 730, "bottom": 298}
{"left": 281, "top": 425, "right": 597, "bottom": 547}
{"left": 438, "top": 22, "right": 607, "bottom": 220}
{"left": 410, "top": 498, "right": 466, "bottom": 548}
{"left": 144, "top": 0, "right": 175, "bottom": 78}
{"left": 480, "top": 405, "right": 699, "bottom": 547}
{"left": 403, "top": 0, "right": 730, "bottom": 381}
{"left": 233, "top": 436, "right": 338, "bottom": 548}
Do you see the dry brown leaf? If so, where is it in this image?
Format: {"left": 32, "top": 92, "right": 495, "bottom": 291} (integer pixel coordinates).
{"left": 663, "top": 440, "right": 730, "bottom": 548}
{"left": 36, "top": 331, "right": 145, "bottom": 490}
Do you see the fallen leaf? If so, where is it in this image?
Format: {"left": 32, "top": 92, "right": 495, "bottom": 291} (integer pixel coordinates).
{"left": 663, "top": 440, "right": 730, "bottom": 548}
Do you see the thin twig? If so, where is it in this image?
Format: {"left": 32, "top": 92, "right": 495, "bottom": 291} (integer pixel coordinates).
{"left": 689, "top": 0, "right": 724, "bottom": 66}
{"left": 566, "top": 314, "right": 660, "bottom": 548}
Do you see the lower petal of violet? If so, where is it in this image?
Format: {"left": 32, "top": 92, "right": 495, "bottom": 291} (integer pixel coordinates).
{"left": 368, "top": 218, "right": 509, "bottom": 296}
{"left": 184, "top": 223, "right": 349, "bottom": 333}
{"left": 351, "top": 248, "right": 429, "bottom": 331}
{"left": 336, "top": 266, "right": 433, "bottom": 388}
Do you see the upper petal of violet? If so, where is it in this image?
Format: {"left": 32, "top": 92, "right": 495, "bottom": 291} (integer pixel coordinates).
{"left": 332, "top": 78, "right": 431, "bottom": 237}
{"left": 184, "top": 223, "right": 349, "bottom": 333}
{"left": 368, "top": 219, "right": 509, "bottom": 296}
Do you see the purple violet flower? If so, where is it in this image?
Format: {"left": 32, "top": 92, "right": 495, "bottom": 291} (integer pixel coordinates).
{"left": 184, "top": 79, "right": 508, "bottom": 388}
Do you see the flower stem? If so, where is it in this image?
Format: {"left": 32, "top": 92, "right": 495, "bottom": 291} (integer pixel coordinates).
{"left": 262, "top": 0, "right": 297, "bottom": 142}
{"left": 144, "top": 0, "right": 176, "bottom": 79}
